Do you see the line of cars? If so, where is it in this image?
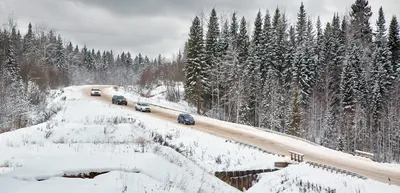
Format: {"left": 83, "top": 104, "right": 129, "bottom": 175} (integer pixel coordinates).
{"left": 90, "top": 87, "right": 195, "bottom": 125}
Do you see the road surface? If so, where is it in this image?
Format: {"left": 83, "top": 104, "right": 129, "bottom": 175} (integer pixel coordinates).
{"left": 82, "top": 85, "right": 400, "bottom": 186}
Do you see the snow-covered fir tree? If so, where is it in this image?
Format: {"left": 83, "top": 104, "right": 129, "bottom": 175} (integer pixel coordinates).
{"left": 185, "top": 16, "right": 207, "bottom": 114}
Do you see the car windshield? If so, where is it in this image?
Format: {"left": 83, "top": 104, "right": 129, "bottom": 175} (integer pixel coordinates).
{"left": 116, "top": 96, "right": 125, "bottom": 99}
{"left": 182, "top": 114, "right": 193, "bottom": 119}
{"left": 92, "top": 88, "right": 100, "bottom": 91}
{"left": 141, "top": 103, "right": 149, "bottom": 106}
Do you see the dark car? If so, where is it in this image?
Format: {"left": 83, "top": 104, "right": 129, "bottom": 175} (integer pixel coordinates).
{"left": 177, "top": 114, "right": 195, "bottom": 125}
{"left": 112, "top": 95, "right": 127, "bottom": 105}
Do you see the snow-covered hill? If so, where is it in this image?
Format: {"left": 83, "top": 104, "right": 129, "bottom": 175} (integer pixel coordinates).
{"left": 0, "top": 86, "right": 399, "bottom": 193}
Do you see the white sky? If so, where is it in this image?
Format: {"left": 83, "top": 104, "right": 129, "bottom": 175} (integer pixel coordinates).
{"left": 0, "top": 0, "right": 399, "bottom": 59}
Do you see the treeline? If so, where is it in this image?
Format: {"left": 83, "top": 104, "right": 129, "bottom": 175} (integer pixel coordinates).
{"left": 178, "top": 0, "right": 400, "bottom": 162}
{"left": 0, "top": 20, "right": 159, "bottom": 132}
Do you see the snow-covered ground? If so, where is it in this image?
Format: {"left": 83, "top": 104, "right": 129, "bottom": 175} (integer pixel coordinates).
{"left": 0, "top": 85, "right": 399, "bottom": 193}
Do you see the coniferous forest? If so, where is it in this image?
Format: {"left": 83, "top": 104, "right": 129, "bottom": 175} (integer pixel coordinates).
{"left": 0, "top": 20, "right": 164, "bottom": 133}
{"left": 182, "top": 0, "right": 400, "bottom": 163}
{"left": 1, "top": 0, "right": 399, "bottom": 163}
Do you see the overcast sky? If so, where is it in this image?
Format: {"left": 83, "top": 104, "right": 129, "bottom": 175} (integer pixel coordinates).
{"left": 0, "top": 0, "right": 399, "bottom": 59}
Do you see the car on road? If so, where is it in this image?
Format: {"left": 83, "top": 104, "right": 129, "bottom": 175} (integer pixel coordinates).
{"left": 177, "top": 114, "right": 195, "bottom": 125}
{"left": 112, "top": 95, "right": 127, "bottom": 105}
{"left": 90, "top": 88, "right": 101, "bottom": 96}
{"left": 135, "top": 102, "right": 151, "bottom": 112}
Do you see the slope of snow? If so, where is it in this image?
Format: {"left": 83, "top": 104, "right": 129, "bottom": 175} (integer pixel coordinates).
{"left": 0, "top": 85, "right": 276, "bottom": 193}
{"left": 249, "top": 163, "right": 400, "bottom": 193}
{"left": 0, "top": 85, "right": 399, "bottom": 193}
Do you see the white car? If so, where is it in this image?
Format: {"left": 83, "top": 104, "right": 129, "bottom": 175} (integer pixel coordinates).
{"left": 90, "top": 88, "right": 101, "bottom": 96}
{"left": 135, "top": 102, "right": 151, "bottom": 112}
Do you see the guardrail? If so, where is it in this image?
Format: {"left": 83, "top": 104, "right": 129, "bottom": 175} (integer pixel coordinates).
{"left": 289, "top": 150, "right": 304, "bottom": 162}
{"left": 306, "top": 161, "right": 367, "bottom": 180}
{"left": 226, "top": 140, "right": 367, "bottom": 180}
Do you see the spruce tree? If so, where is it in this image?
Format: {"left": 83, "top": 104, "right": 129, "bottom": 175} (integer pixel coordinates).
{"left": 218, "top": 20, "right": 230, "bottom": 96}
{"left": 340, "top": 41, "right": 363, "bottom": 152}
{"left": 83, "top": 45, "right": 94, "bottom": 70}
{"left": 296, "top": 2, "right": 307, "bottom": 45}
{"left": 205, "top": 8, "right": 220, "bottom": 112}
{"left": 23, "top": 23, "right": 35, "bottom": 55}
{"left": 66, "top": 42, "right": 73, "bottom": 54}
{"left": 236, "top": 17, "right": 250, "bottom": 124}
{"left": 5, "top": 44, "right": 23, "bottom": 87}
{"left": 289, "top": 2, "right": 310, "bottom": 136}
{"left": 388, "top": 16, "right": 400, "bottom": 79}
{"left": 261, "top": 10, "right": 273, "bottom": 85}
{"left": 229, "top": 12, "right": 238, "bottom": 49}
{"left": 55, "top": 35, "right": 66, "bottom": 70}
{"left": 237, "top": 17, "right": 249, "bottom": 69}
{"left": 272, "top": 8, "right": 289, "bottom": 131}
{"left": 315, "top": 16, "right": 324, "bottom": 80}
{"left": 350, "top": 0, "right": 373, "bottom": 45}
{"left": 244, "top": 10, "right": 263, "bottom": 126}
{"left": 126, "top": 52, "right": 133, "bottom": 66}
{"left": 102, "top": 51, "right": 108, "bottom": 70}
{"left": 185, "top": 16, "right": 207, "bottom": 114}
{"left": 285, "top": 26, "right": 296, "bottom": 90}
{"left": 370, "top": 7, "right": 392, "bottom": 155}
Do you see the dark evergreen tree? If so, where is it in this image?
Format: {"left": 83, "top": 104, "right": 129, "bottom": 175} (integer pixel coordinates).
{"left": 243, "top": 10, "right": 263, "bottom": 126}
{"left": 350, "top": 0, "right": 373, "bottom": 45}
{"left": 229, "top": 12, "right": 238, "bottom": 49}
{"left": 55, "top": 35, "right": 66, "bottom": 70}
{"left": 237, "top": 17, "right": 249, "bottom": 70}
{"left": 185, "top": 16, "right": 207, "bottom": 114}
{"left": 205, "top": 8, "right": 220, "bottom": 112}
{"left": 236, "top": 16, "right": 250, "bottom": 124}
{"left": 296, "top": 2, "right": 307, "bottom": 45}
{"left": 5, "top": 44, "right": 23, "bottom": 87}
{"left": 388, "top": 16, "right": 400, "bottom": 79}
{"left": 340, "top": 41, "right": 363, "bottom": 152}
{"left": 23, "top": 23, "right": 35, "bottom": 54}
{"left": 369, "top": 7, "right": 392, "bottom": 156}
{"left": 289, "top": 2, "right": 311, "bottom": 137}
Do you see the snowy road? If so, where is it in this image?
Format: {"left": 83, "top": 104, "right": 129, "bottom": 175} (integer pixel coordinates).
{"left": 83, "top": 85, "right": 400, "bottom": 186}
